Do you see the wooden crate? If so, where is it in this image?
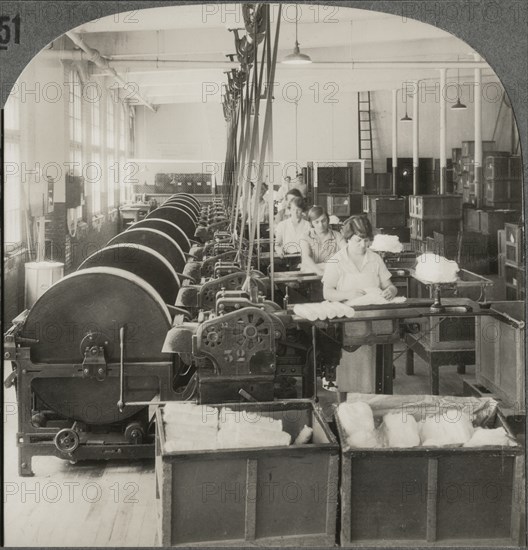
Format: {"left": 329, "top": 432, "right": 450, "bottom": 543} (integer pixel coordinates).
{"left": 410, "top": 218, "right": 460, "bottom": 240}
{"left": 433, "top": 231, "right": 458, "bottom": 259}
{"left": 498, "top": 229, "right": 506, "bottom": 255}
{"left": 342, "top": 319, "right": 399, "bottom": 347}
{"left": 480, "top": 209, "right": 520, "bottom": 236}
{"left": 485, "top": 179, "right": 522, "bottom": 206}
{"left": 476, "top": 301, "right": 525, "bottom": 413}
{"left": 505, "top": 223, "right": 523, "bottom": 267}
{"left": 463, "top": 207, "right": 480, "bottom": 232}
{"left": 409, "top": 195, "right": 463, "bottom": 220}
{"left": 461, "top": 140, "right": 496, "bottom": 158}
{"left": 155, "top": 401, "right": 339, "bottom": 547}
{"left": 484, "top": 154, "right": 516, "bottom": 180}
{"left": 498, "top": 253, "right": 506, "bottom": 278}
{"left": 457, "top": 232, "right": 490, "bottom": 275}
{"left": 326, "top": 193, "right": 362, "bottom": 218}
{"left": 505, "top": 264, "right": 525, "bottom": 294}
{"left": 368, "top": 212, "right": 406, "bottom": 229}
{"left": 336, "top": 394, "right": 523, "bottom": 546}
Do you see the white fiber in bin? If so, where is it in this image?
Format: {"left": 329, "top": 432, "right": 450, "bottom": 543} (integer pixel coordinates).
{"left": 463, "top": 427, "right": 517, "bottom": 447}
{"left": 337, "top": 402, "right": 381, "bottom": 449}
{"left": 370, "top": 234, "right": 403, "bottom": 253}
{"left": 419, "top": 410, "right": 474, "bottom": 446}
{"left": 415, "top": 253, "right": 459, "bottom": 283}
{"left": 378, "top": 412, "right": 420, "bottom": 448}
{"left": 163, "top": 402, "right": 218, "bottom": 426}
{"left": 217, "top": 428, "right": 291, "bottom": 449}
{"left": 294, "top": 425, "right": 313, "bottom": 445}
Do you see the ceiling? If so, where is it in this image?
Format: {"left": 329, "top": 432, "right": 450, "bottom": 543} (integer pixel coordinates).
{"left": 43, "top": 3, "right": 498, "bottom": 107}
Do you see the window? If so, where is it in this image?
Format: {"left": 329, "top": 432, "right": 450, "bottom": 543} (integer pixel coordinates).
{"left": 68, "top": 69, "right": 83, "bottom": 175}
{"left": 90, "top": 151, "right": 101, "bottom": 214}
{"left": 4, "top": 91, "right": 22, "bottom": 246}
{"left": 118, "top": 103, "right": 128, "bottom": 203}
{"left": 106, "top": 94, "right": 115, "bottom": 207}
{"left": 67, "top": 69, "right": 83, "bottom": 219}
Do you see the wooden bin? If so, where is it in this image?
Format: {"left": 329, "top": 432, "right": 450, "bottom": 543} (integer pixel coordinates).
{"left": 409, "top": 195, "right": 463, "bottom": 220}
{"left": 476, "top": 301, "right": 525, "bottom": 414}
{"left": 505, "top": 223, "right": 523, "bottom": 267}
{"left": 155, "top": 401, "right": 339, "bottom": 547}
{"left": 336, "top": 394, "right": 524, "bottom": 546}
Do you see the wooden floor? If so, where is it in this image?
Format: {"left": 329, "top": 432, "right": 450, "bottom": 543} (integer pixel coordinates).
{"left": 3, "top": 345, "right": 476, "bottom": 547}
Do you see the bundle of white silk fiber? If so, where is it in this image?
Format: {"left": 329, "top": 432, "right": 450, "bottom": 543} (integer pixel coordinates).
{"left": 415, "top": 253, "right": 459, "bottom": 283}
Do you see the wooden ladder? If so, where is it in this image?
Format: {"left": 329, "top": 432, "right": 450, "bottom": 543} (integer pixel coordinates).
{"left": 357, "top": 91, "right": 374, "bottom": 174}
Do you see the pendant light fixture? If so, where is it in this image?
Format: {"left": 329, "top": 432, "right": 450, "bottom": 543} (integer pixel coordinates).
{"left": 400, "top": 91, "right": 412, "bottom": 121}
{"left": 282, "top": 4, "right": 312, "bottom": 64}
{"left": 452, "top": 55, "right": 467, "bottom": 110}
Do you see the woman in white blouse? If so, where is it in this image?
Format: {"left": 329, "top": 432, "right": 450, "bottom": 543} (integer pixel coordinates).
{"left": 274, "top": 197, "right": 311, "bottom": 257}
{"left": 322, "top": 215, "right": 397, "bottom": 395}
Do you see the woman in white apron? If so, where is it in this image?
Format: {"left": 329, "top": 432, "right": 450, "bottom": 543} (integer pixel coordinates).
{"left": 322, "top": 215, "right": 397, "bottom": 396}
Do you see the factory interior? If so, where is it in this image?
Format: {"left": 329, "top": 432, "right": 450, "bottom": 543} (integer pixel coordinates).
{"left": 2, "top": 3, "right": 526, "bottom": 547}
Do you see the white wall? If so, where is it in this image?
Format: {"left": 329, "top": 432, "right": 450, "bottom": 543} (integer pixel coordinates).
{"left": 134, "top": 74, "right": 515, "bottom": 185}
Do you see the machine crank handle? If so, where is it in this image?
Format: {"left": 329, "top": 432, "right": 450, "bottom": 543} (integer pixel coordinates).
{"left": 4, "top": 370, "right": 17, "bottom": 389}
{"left": 117, "top": 326, "right": 125, "bottom": 412}
{"left": 238, "top": 389, "right": 258, "bottom": 402}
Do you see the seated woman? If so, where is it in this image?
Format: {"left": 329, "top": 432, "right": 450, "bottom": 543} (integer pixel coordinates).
{"left": 275, "top": 187, "right": 303, "bottom": 224}
{"left": 300, "top": 206, "right": 346, "bottom": 276}
{"left": 274, "top": 197, "right": 311, "bottom": 257}
{"left": 322, "top": 215, "right": 397, "bottom": 302}
{"left": 322, "top": 215, "right": 397, "bottom": 396}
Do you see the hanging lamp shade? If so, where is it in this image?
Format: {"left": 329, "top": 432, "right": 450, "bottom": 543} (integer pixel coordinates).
{"left": 452, "top": 57, "right": 467, "bottom": 110}
{"left": 452, "top": 98, "right": 467, "bottom": 110}
{"left": 282, "top": 5, "right": 311, "bottom": 64}
{"left": 283, "top": 42, "right": 312, "bottom": 64}
{"left": 400, "top": 112, "right": 412, "bottom": 121}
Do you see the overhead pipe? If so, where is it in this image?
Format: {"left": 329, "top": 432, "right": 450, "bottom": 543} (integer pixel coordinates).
{"left": 40, "top": 49, "right": 490, "bottom": 71}
{"left": 65, "top": 31, "right": 157, "bottom": 112}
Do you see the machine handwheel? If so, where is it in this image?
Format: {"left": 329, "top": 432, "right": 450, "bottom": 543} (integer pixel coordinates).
{"left": 54, "top": 429, "right": 80, "bottom": 453}
{"left": 124, "top": 422, "right": 145, "bottom": 444}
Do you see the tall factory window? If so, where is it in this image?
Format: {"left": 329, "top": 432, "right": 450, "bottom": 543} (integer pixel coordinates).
{"left": 67, "top": 69, "right": 83, "bottom": 220}
{"left": 90, "top": 151, "right": 101, "bottom": 214}
{"left": 90, "top": 91, "right": 102, "bottom": 214}
{"left": 106, "top": 93, "right": 116, "bottom": 208}
{"left": 118, "top": 103, "right": 127, "bottom": 203}
{"left": 4, "top": 91, "right": 22, "bottom": 247}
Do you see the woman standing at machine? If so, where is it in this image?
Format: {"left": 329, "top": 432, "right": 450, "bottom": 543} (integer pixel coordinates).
{"left": 274, "top": 197, "right": 311, "bottom": 256}
{"left": 300, "top": 206, "right": 345, "bottom": 276}
{"left": 322, "top": 215, "right": 397, "bottom": 395}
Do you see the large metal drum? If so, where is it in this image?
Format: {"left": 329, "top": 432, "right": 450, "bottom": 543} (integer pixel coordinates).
{"left": 169, "top": 193, "right": 201, "bottom": 209}
{"left": 162, "top": 200, "right": 199, "bottom": 222}
{"left": 127, "top": 218, "right": 191, "bottom": 253}
{"left": 107, "top": 228, "right": 186, "bottom": 273}
{"left": 146, "top": 206, "right": 196, "bottom": 237}
{"left": 164, "top": 197, "right": 200, "bottom": 217}
{"left": 20, "top": 267, "right": 172, "bottom": 424}
{"left": 79, "top": 244, "right": 181, "bottom": 305}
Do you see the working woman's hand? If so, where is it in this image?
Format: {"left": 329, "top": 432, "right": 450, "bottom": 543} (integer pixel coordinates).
{"left": 381, "top": 286, "right": 397, "bottom": 301}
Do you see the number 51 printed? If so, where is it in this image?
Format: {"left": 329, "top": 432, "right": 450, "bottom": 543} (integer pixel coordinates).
{"left": 0, "top": 15, "right": 21, "bottom": 50}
